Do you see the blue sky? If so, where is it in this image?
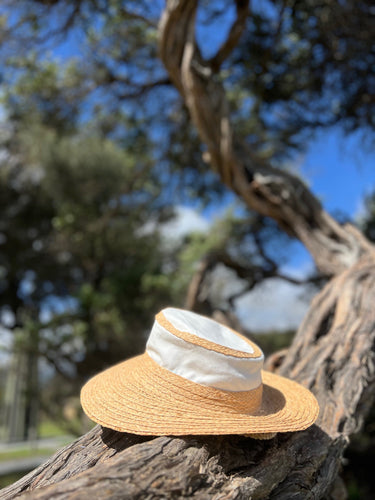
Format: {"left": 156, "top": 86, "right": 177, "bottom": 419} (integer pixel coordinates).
{"left": 286, "top": 127, "right": 375, "bottom": 274}
{"left": 301, "top": 129, "right": 374, "bottom": 218}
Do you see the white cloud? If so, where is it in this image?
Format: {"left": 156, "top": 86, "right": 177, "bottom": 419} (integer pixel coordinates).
{"left": 161, "top": 206, "right": 210, "bottom": 240}
{"left": 138, "top": 205, "right": 211, "bottom": 242}
{"left": 236, "top": 278, "right": 313, "bottom": 332}
{"left": 278, "top": 258, "right": 315, "bottom": 280}
{"left": 161, "top": 205, "right": 315, "bottom": 332}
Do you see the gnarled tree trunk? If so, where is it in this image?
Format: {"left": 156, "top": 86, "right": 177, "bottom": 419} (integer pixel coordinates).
{"left": 2, "top": 1, "right": 375, "bottom": 498}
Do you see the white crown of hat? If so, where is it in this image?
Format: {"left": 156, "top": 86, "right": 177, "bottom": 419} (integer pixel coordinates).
{"left": 146, "top": 307, "right": 264, "bottom": 392}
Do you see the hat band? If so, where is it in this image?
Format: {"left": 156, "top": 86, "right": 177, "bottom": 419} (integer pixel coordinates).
{"left": 144, "top": 353, "right": 263, "bottom": 414}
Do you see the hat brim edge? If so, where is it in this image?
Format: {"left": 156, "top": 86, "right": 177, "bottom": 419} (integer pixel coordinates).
{"left": 80, "top": 353, "right": 319, "bottom": 436}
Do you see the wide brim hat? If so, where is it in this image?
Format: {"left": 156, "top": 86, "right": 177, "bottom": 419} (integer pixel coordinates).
{"left": 81, "top": 308, "right": 319, "bottom": 436}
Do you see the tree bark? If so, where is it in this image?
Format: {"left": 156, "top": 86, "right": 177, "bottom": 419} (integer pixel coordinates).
{"left": 2, "top": 1, "right": 375, "bottom": 498}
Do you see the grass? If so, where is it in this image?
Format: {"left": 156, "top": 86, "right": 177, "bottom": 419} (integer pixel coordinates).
{"left": 0, "top": 418, "right": 74, "bottom": 491}
{"left": 0, "top": 471, "right": 26, "bottom": 489}
{"left": 38, "top": 419, "right": 67, "bottom": 439}
{"left": 0, "top": 447, "right": 56, "bottom": 490}
{"left": 0, "top": 448, "right": 54, "bottom": 463}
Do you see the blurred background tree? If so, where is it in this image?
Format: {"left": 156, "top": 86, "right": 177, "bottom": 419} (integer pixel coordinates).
{"left": 0, "top": 112, "right": 180, "bottom": 436}
{"left": 0, "top": 0, "right": 373, "bottom": 494}
{"left": 0, "top": 80, "right": 298, "bottom": 439}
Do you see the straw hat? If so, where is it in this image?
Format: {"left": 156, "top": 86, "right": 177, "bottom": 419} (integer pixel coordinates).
{"left": 81, "top": 307, "right": 319, "bottom": 437}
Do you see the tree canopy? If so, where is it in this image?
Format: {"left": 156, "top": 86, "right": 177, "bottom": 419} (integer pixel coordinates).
{"left": 1, "top": 0, "right": 373, "bottom": 171}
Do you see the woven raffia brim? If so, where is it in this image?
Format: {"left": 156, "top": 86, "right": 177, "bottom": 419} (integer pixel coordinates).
{"left": 80, "top": 353, "right": 319, "bottom": 436}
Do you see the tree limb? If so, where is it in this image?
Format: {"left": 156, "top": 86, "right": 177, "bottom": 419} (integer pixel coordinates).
{"left": 184, "top": 257, "right": 215, "bottom": 313}
{"left": 117, "top": 77, "right": 172, "bottom": 100}
{"left": 119, "top": 7, "right": 158, "bottom": 28}
{"left": 208, "top": 0, "right": 249, "bottom": 72}
{"left": 158, "top": 0, "right": 373, "bottom": 276}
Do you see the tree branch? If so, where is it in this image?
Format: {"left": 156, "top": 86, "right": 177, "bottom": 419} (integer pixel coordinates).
{"left": 184, "top": 257, "right": 215, "bottom": 313}
{"left": 116, "top": 77, "right": 172, "bottom": 100}
{"left": 208, "top": 0, "right": 249, "bottom": 72}
{"left": 95, "top": 59, "right": 171, "bottom": 98}
{"left": 158, "top": 0, "right": 373, "bottom": 276}
{"left": 184, "top": 248, "right": 321, "bottom": 314}
{"left": 26, "top": 3, "right": 81, "bottom": 45}
{"left": 119, "top": 8, "right": 158, "bottom": 28}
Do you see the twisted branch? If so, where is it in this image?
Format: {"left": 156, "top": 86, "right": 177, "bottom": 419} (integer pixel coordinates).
{"left": 159, "top": 0, "right": 372, "bottom": 276}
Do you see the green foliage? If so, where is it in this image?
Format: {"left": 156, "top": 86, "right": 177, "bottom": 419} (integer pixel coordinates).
{"left": 0, "top": 472, "right": 26, "bottom": 489}
{"left": 178, "top": 213, "right": 239, "bottom": 272}
{"left": 0, "top": 448, "right": 55, "bottom": 463}
{"left": 1, "top": 0, "right": 372, "bottom": 178}
{"left": 0, "top": 117, "right": 186, "bottom": 430}
{"left": 5, "top": 58, "right": 86, "bottom": 132}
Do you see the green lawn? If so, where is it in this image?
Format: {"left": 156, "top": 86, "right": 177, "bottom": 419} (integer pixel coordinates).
{"left": 38, "top": 420, "right": 67, "bottom": 438}
{"left": 0, "top": 447, "right": 54, "bottom": 463}
{"left": 0, "top": 471, "right": 25, "bottom": 489}
{"left": 0, "top": 447, "right": 56, "bottom": 490}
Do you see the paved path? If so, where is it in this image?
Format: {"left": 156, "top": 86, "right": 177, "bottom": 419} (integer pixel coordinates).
{"left": 0, "top": 455, "right": 52, "bottom": 476}
{"left": 0, "top": 435, "right": 73, "bottom": 452}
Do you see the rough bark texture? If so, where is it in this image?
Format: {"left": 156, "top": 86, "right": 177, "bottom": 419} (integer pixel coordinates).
{"left": 2, "top": 1, "right": 375, "bottom": 498}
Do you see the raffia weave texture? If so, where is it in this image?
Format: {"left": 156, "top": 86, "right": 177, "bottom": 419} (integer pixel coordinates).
{"left": 81, "top": 353, "right": 319, "bottom": 436}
